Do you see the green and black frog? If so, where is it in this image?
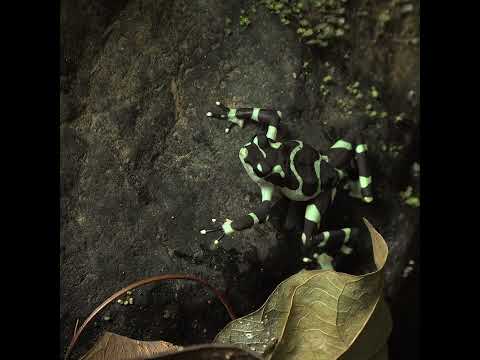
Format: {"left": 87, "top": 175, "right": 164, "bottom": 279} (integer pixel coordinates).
{"left": 201, "top": 101, "right": 373, "bottom": 269}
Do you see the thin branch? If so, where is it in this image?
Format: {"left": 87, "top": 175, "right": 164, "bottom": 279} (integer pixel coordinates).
{"left": 73, "top": 319, "right": 79, "bottom": 337}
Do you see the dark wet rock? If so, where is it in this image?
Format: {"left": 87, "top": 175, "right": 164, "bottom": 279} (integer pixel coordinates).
{"left": 60, "top": 1, "right": 419, "bottom": 358}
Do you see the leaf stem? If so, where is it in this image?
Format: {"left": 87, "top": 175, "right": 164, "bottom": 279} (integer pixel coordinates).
{"left": 73, "top": 318, "right": 79, "bottom": 337}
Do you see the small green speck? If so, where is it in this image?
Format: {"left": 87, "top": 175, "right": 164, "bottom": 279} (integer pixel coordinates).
{"left": 378, "top": 10, "right": 391, "bottom": 24}
{"left": 395, "top": 113, "right": 405, "bottom": 123}
{"left": 400, "top": 186, "right": 413, "bottom": 200}
{"left": 401, "top": 4, "right": 414, "bottom": 14}
{"left": 240, "top": 14, "right": 251, "bottom": 27}
{"left": 408, "top": 90, "right": 416, "bottom": 101}
{"left": 409, "top": 37, "right": 419, "bottom": 45}
{"left": 300, "top": 19, "right": 310, "bottom": 27}
{"left": 302, "top": 28, "right": 314, "bottom": 37}
{"left": 405, "top": 196, "right": 420, "bottom": 208}
{"left": 412, "top": 162, "right": 420, "bottom": 177}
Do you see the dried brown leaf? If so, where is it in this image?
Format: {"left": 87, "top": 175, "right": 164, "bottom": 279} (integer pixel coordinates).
{"left": 80, "top": 332, "right": 180, "bottom": 360}
{"left": 215, "top": 219, "right": 392, "bottom": 360}
{"left": 81, "top": 334, "right": 262, "bottom": 360}
{"left": 149, "top": 343, "right": 263, "bottom": 360}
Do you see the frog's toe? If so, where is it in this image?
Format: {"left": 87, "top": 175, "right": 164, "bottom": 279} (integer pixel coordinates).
{"left": 199, "top": 227, "right": 222, "bottom": 235}
{"left": 301, "top": 232, "right": 308, "bottom": 245}
{"left": 206, "top": 111, "right": 225, "bottom": 119}
{"left": 209, "top": 241, "right": 220, "bottom": 251}
{"left": 340, "top": 245, "right": 353, "bottom": 255}
{"left": 215, "top": 101, "right": 230, "bottom": 112}
{"left": 316, "top": 253, "right": 334, "bottom": 270}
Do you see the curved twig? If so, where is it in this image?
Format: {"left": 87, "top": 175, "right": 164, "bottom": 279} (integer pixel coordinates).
{"left": 65, "top": 274, "right": 236, "bottom": 360}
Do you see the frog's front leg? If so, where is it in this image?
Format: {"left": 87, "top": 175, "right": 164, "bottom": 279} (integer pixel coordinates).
{"left": 206, "top": 101, "right": 282, "bottom": 140}
{"left": 206, "top": 101, "right": 245, "bottom": 132}
{"left": 232, "top": 107, "right": 282, "bottom": 141}
{"left": 225, "top": 183, "right": 275, "bottom": 233}
{"left": 203, "top": 183, "right": 275, "bottom": 246}
{"left": 223, "top": 199, "right": 274, "bottom": 235}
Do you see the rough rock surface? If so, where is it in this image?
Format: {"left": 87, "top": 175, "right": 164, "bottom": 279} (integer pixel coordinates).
{"left": 60, "top": 1, "right": 419, "bottom": 359}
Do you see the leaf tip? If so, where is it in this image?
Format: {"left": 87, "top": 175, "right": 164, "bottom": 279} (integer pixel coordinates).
{"left": 362, "top": 218, "right": 389, "bottom": 271}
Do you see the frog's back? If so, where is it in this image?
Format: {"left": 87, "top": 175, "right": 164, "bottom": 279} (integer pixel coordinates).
{"left": 293, "top": 142, "right": 321, "bottom": 196}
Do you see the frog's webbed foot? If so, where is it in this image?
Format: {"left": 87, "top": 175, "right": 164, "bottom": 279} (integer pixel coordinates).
{"left": 200, "top": 226, "right": 225, "bottom": 249}
{"left": 206, "top": 101, "right": 244, "bottom": 133}
{"left": 302, "top": 253, "right": 333, "bottom": 270}
{"left": 215, "top": 100, "right": 230, "bottom": 113}
{"left": 206, "top": 101, "right": 228, "bottom": 120}
{"left": 314, "top": 253, "right": 334, "bottom": 270}
{"left": 200, "top": 218, "right": 235, "bottom": 250}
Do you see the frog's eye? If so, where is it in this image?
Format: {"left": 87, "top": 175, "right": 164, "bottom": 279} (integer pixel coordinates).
{"left": 239, "top": 147, "right": 248, "bottom": 159}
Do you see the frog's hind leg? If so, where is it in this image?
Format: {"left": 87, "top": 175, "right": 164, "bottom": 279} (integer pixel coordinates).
{"left": 326, "top": 130, "right": 373, "bottom": 203}
{"left": 312, "top": 227, "right": 360, "bottom": 269}
{"left": 284, "top": 200, "right": 305, "bottom": 232}
{"left": 270, "top": 196, "right": 291, "bottom": 231}
{"left": 313, "top": 228, "right": 359, "bottom": 255}
{"left": 300, "top": 191, "right": 333, "bottom": 264}
{"left": 268, "top": 196, "right": 305, "bottom": 233}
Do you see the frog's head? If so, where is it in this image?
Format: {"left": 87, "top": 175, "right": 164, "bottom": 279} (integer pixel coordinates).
{"left": 239, "top": 141, "right": 279, "bottom": 180}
